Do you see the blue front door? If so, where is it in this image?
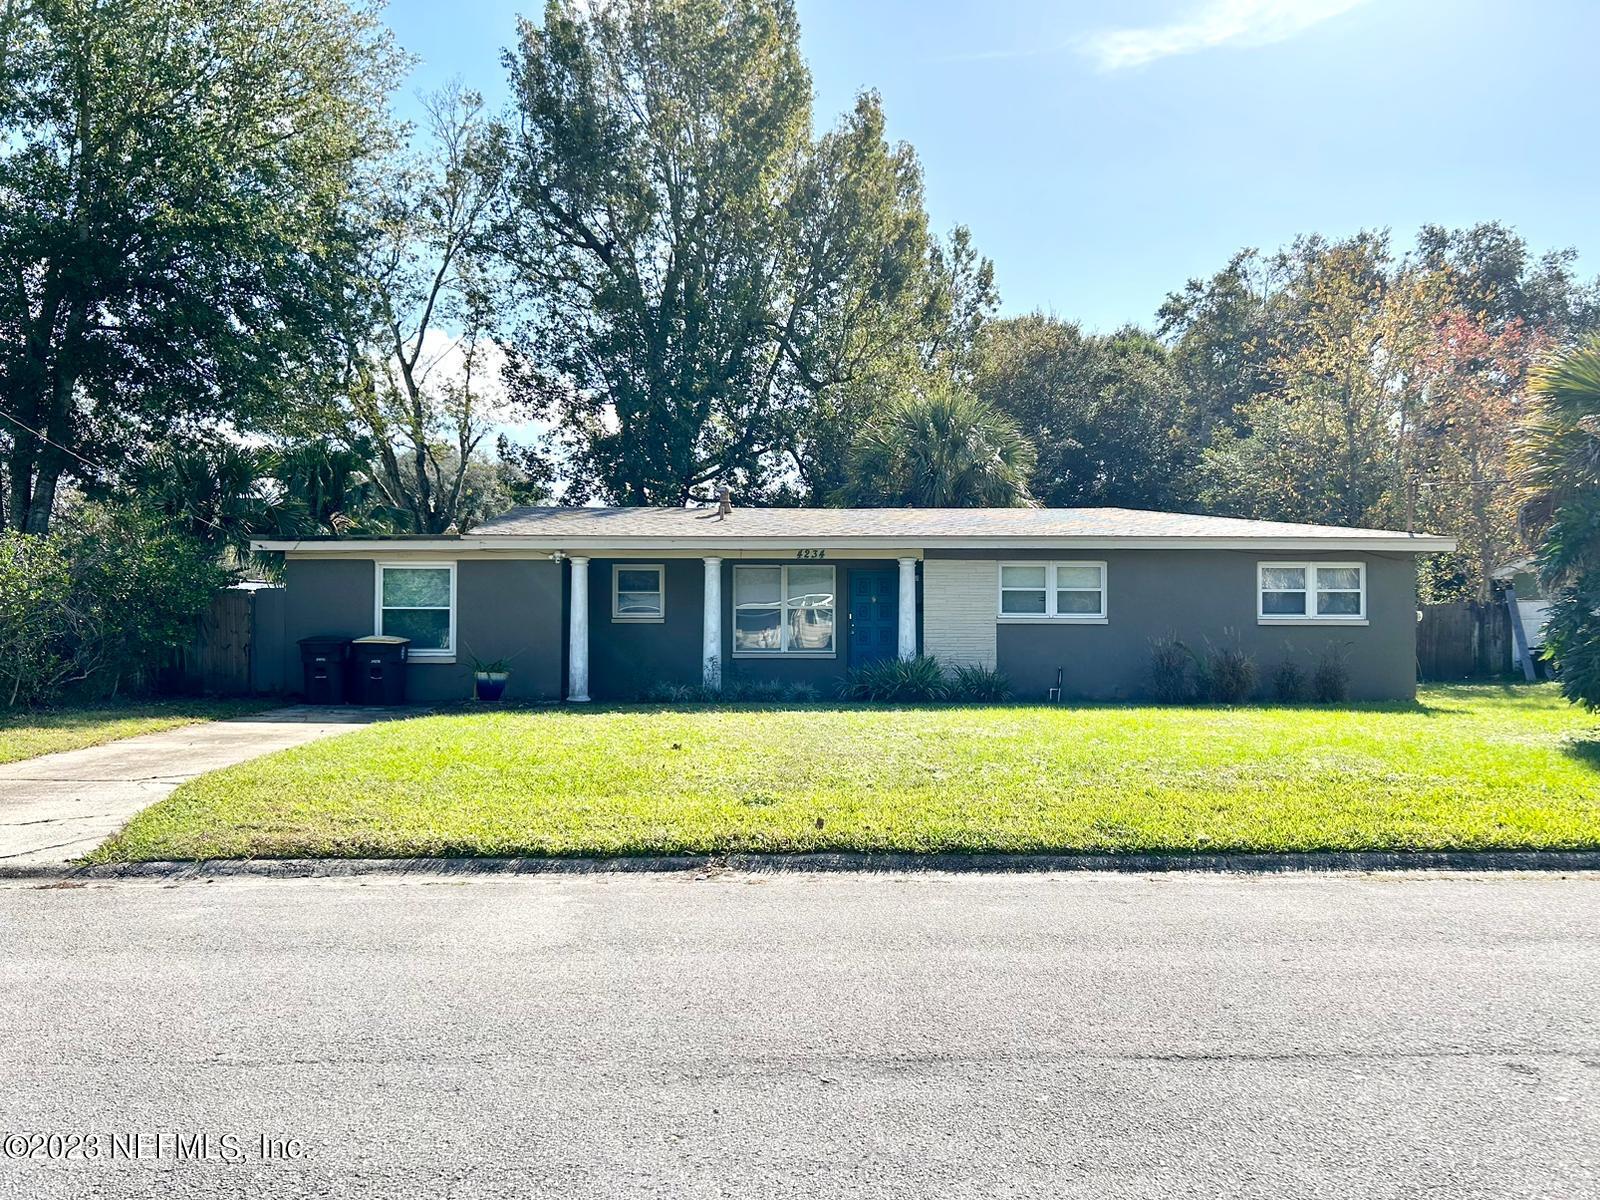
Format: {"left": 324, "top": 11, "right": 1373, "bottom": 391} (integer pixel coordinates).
{"left": 849, "top": 571, "right": 899, "bottom": 667}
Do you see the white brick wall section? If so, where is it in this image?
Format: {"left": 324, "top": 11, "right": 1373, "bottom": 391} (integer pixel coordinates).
{"left": 922, "top": 559, "right": 997, "bottom": 668}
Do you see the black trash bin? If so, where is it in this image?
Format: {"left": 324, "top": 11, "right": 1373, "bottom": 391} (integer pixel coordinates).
{"left": 298, "top": 636, "right": 352, "bottom": 704}
{"left": 349, "top": 636, "right": 410, "bottom": 706}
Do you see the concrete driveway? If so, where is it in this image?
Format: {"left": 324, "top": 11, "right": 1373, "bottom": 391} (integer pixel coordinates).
{"left": 0, "top": 707, "right": 388, "bottom": 869}
{"left": 1, "top": 869, "right": 1597, "bottom": 1198}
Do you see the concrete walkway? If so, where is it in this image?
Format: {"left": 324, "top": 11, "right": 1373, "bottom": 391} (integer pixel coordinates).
{"left": 0, "top": 707, "right": 391, "bottom": 869}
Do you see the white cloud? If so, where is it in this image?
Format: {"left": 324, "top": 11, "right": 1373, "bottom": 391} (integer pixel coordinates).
{"left": 1082, "top": 0, "right": 1373, "bottom": 70}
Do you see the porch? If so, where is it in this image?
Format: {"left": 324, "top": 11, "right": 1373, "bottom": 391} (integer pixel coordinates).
{"left": 566, "top": 553, "right": 921, "bottom": 702}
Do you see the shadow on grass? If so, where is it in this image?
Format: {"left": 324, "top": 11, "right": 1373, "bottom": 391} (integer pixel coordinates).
{"left": 262, "top": 678, "right": 1567, "bottom": 725}
{"left": 408, "top": 696, "right": 1443, "bottom": 721}
{"left": 0, "top": 699, "right": 272, "bottom": 730}
{"left": 1563, "top": 739, "right": 1600, "bottom": 771}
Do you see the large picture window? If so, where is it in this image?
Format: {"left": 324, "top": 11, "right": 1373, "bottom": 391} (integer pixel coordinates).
{"left": 733, "top": 564, "right": 835, "bottom": 655}
{"left": 998, "top": 562, "right": 1106, "bottom": 620}
{"left": 612, "top": 564, "right": 665, "bottom": 621}
{"left": 375, "top": 563, "right": 456, "bottom": 657}
{"left": 1258, "top": 562, "right": 1366, "bottom": 622}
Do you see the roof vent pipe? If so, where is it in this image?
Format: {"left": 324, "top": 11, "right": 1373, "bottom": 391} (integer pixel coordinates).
{"left": 718, "top": 487, "right": 733, "bottom": 517}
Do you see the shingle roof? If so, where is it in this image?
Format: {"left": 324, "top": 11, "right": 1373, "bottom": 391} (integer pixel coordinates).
{"left": 470, "top": 505, "right": 1448, "bottom": 547}
{"left": 254, "top": 505, "right": 1455, "bottom": 553}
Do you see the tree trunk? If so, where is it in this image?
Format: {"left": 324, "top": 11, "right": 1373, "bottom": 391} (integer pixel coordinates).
{"left": 23, "top": 451, "right": 63, "bottom": 534}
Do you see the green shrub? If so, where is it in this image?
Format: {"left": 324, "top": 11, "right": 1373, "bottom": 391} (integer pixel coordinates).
{"left": 1312, "top": 650, "right": 1351, "bottom": 703}
{"left": 732, "top": 679, "right": 788, "bottom": 703}
{"left": 838, "top": 655, "right": 949, "bottom": 702}
{"left": 0, "top": 507, "right": 226, "bottom": 706}
{"left": 637, "top": 681, "right": 716, "bottom": 703}
{"left": 638, "top": 678, "right": 820, "bottom": 704}
{"left": 1271, "top": 660, "right": 1307, "bottom": 703}
{"left": 948, "top": 663, "right": 1012, "bottom": 702}
{"left": 1147, "top": 636, "right": 1194, "bottom": 703}
{"left": 1203, "top": 644, "right": 1257, "bottom": 704}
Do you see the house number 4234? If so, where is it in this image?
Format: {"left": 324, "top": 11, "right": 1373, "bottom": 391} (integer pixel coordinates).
{"left": 795, "top": 549, "right": 826, "bottom": 559}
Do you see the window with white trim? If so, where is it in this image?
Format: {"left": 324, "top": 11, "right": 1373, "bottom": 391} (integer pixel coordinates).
{"left": 375, "top": 562, "right": 456, "bottom": 657}
{"left": 998, "top": 562, "right": 1106, "bottom": 619}
{"left": 1258, "top": 562, "right": 1366, "bottom": 622}
{"left": 612, "top": 564, "right": 665, "bottom": 621}
{"left": 733, "top": 564, "right": 835, "bottom": 655}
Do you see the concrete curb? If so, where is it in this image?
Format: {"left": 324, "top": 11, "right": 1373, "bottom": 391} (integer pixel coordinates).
{"left": 6, "top": 849, "right": 1600, "bottom": 883}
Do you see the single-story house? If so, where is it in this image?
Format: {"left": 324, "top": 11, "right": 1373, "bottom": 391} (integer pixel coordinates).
{"left": 250, "top": 505, "right": 1456, "bottom": 703}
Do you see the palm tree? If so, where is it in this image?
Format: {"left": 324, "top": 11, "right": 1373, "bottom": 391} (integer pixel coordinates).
{"left": 1514, "top": 336, "right": 1600, "bottom": 707}
{"left": 839, "top": 379, "right": 1036, "bottom": 508}
{"left": 275, "top": 439, "right": 403, "bottom": 536}
{"left": 134, "top": 443, "right": 310, "bottom": 563}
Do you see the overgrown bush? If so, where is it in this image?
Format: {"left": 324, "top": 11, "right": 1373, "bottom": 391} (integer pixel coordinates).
{"left": 0, "top": 532, "right": 76, "bottom": 706}
{"left": 0, "top": 507, "right": 226, "bottom": 706}
{"left": 837, "top": 655, "right": 949, "bottom": 702}
{"left": 1147, "top": 636, "right": 1194, "bottom": 703}
{"left": 1271, "top": 660, "right": 1307, "bottom": 703}
{"left": 1203, "top": 644, "right": 1257, "bottom": 704}
{"left": 947, "top": 663, "right": 1012, "bottom": 702}
{"left": 1312, "top": 650, "right": 1351, "bottom": 704}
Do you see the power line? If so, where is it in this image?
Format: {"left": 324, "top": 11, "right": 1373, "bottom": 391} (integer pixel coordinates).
{"left": 0, "top": 410, "right": 235, "bottom": 538}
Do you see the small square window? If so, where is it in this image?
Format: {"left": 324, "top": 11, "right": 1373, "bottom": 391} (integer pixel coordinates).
{"left": 612, "top": 564, "right": 665, "bottom": 621}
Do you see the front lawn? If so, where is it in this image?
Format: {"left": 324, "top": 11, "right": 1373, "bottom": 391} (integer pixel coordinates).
{"left": 88, "top": 684, "right": 1600, "bottom": 861}
{"left": 0, "top": 699, "right": 277, "bottom": 766}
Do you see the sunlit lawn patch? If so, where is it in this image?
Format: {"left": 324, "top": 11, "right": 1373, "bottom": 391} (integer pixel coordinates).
{"left": 89, "top": 684, "right": 1600, "bottom": 861}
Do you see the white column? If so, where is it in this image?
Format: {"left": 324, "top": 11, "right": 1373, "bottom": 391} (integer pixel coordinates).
{"left": 702, "top": 557, "right": 723, "bottom": 689}
{"left": 567, "top": 556, "right": 590, "bottom": 702}
{"left": 897, "top": 557, "right": 918, "bottom": 661}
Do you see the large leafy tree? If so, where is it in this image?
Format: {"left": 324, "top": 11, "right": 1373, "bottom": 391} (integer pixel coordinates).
{"left": 1410, "top": 312, "right": 1544, "bottom": 601}
{"left": 975, "top": 316, "right": 1195, "bottom": 511}
{"left": 839, "top": 380, "right": 1034, "bottom": 508}
{"left": 339, "top": 84, "right": 520, "bottom": 534}
{"left": 1157, "top": 249, "right": 1290, "bottom": 443}
{"left": 0, "top": 0, "right": 399, "bottom": 532}
{"left": 1514, "top": 338, "right": 1600, "bottom": 707}
{"left": 1415, "top": 222, "right": 1600, "bottom": 341}
{"left": 784, "top": 224, "right": 996, "bottom": 505}
{"left": 500, "top": 0, "right": 934, "bottom": 505}
{"left": 1200, "top": 234, "right": 1419, "bottom": 527}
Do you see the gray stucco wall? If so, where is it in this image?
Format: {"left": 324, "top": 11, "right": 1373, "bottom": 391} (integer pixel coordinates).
{"left": 588, "top": 558, "right": 706, "bottom": 699}
{"left": 457, "top": 560, "right": 563, "bottom": 702}
{"left": 924, "top": 549, "right": 1418, "bottom": 702}
{"left": 279, "top": 558, "right": 562, "bottom": 704}
{"left": 275, "top": 548, "right": 1417, "bottom": 704}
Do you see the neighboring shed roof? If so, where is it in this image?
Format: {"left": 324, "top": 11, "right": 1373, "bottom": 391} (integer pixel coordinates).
{"left": 254, "top": 506, "right": 1456, "bottom": 554}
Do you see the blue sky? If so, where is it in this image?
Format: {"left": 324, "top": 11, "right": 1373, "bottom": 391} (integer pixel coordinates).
{"left": 382, "top": 0, "right": 1600, "bottom": 331}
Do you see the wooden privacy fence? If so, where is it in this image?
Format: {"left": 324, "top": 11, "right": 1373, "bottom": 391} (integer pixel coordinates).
{"left": 172, "top": 588, "right": 254, "bottom": 695}
{"left": 1416, "top": 601, "right": 1512, "bottom": 681}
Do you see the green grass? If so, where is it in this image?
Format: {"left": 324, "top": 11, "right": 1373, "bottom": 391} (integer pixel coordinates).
{"left": 90, "top": 684, "right": 1600, "bottom": 862}
{"left": 0, "top": 699, "right": 277, "bottom": 766}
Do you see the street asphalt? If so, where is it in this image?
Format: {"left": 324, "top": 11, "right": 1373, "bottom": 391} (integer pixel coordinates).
{"left": 2, "top": 869, "right": 1597, "bottom": 1198}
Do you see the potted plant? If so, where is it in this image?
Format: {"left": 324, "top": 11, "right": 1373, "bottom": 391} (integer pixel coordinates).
{"left": 470, "top": 655, "right": 512, "bottom": 702}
